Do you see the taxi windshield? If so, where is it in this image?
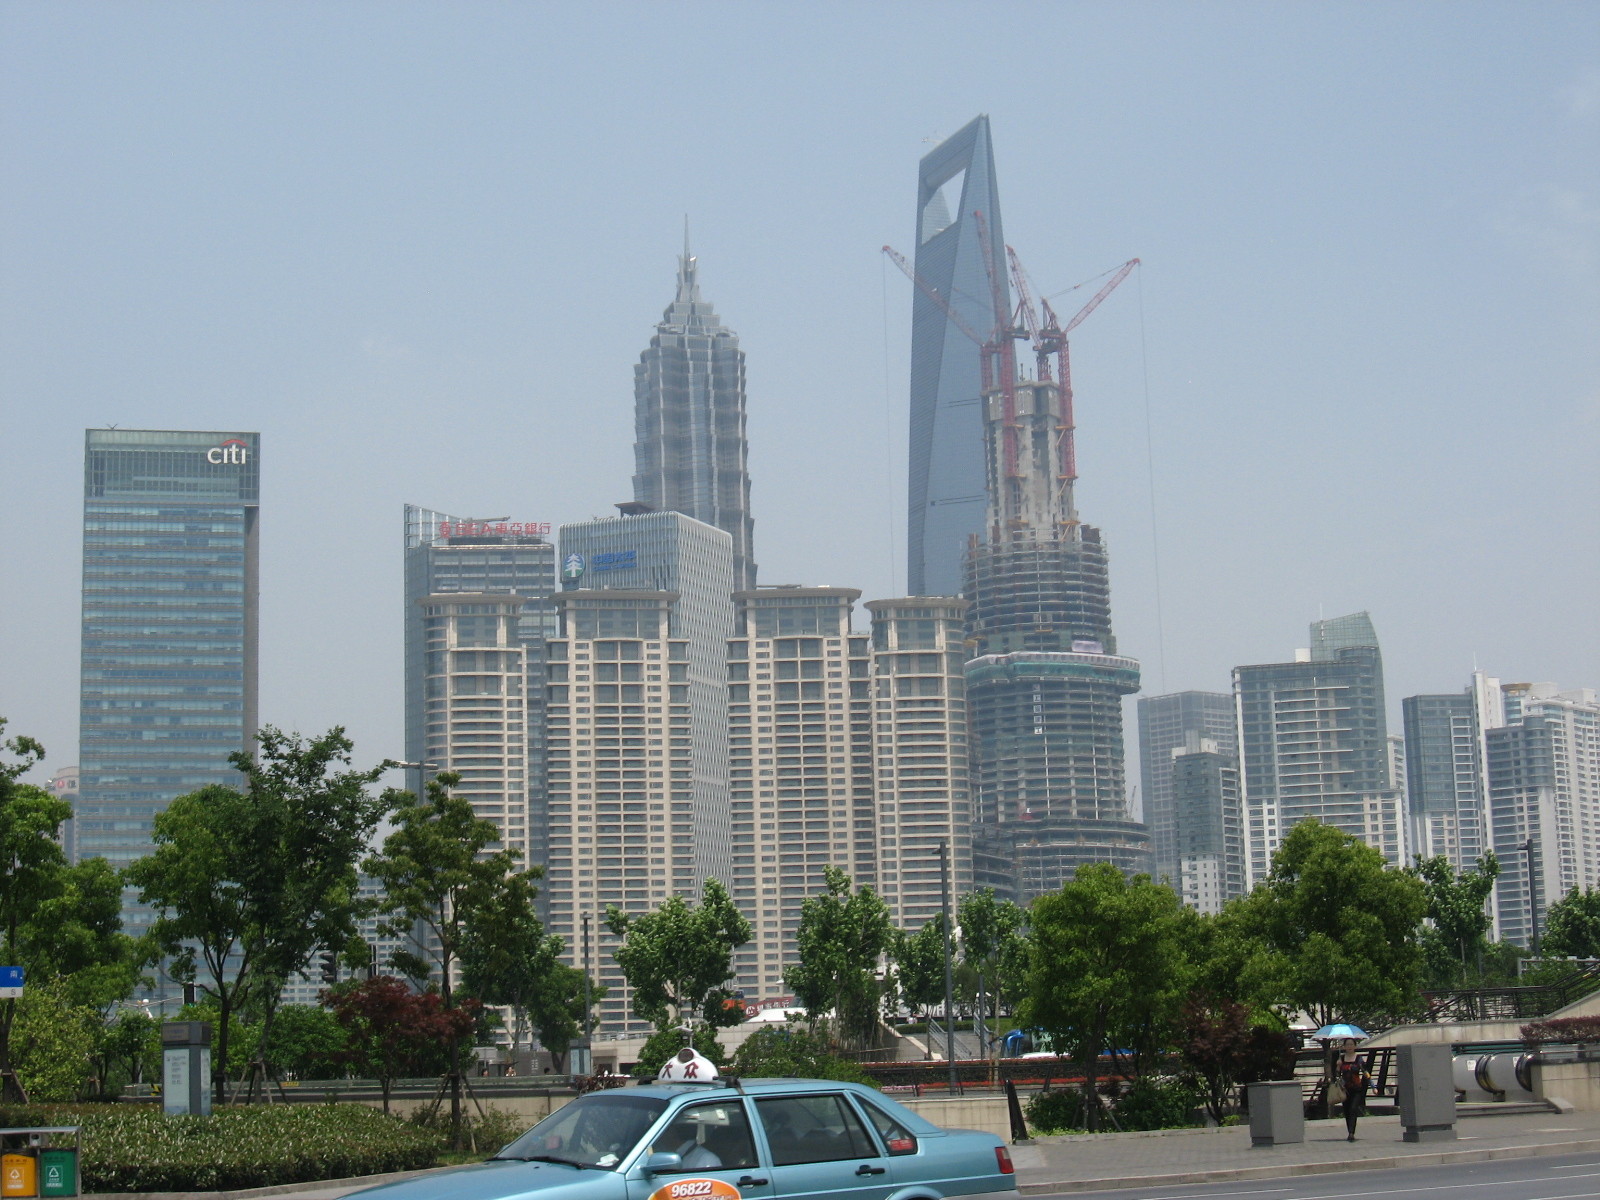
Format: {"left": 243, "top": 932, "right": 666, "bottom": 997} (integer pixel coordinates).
{"left": 495, "top": 1094, "right": 669, "bottom": 1170}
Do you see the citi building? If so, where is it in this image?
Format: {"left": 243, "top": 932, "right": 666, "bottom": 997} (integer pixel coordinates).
{"left": 78, "top": 429, "right": 260, "bottom": 935}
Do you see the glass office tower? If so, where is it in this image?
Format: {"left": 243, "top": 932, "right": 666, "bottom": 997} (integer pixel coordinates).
{"left": 632, "top": 242, "right": 758, "bottom": 591}
{"left": 78, "top": 429, "right": 260, "bottom": 935}
{"left": 907, "top": 114, "right": 1007, "bottom": 597}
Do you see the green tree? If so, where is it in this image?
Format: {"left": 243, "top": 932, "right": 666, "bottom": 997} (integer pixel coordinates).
{"left": 1542, "top": 887, "right": 1600, "bottom": 959}
{"left": 605, "top": 878, "right": 751, "bottom": 1031}
{"left": 124, "top": 726, "right": 391, "bottom": 1103}
{"left": 12, "top": 977, "right": 99, "bottom": 1101}
{"left": 1416, "top": 852, "right": 1499, "bottom": 987}
{"left": 526, "top": 959, "right": 605, "bottom": 1072}
{"left": 262, "top": 1004, "right": 347, "bottom": 1080}
{"left": 892, "top": 917, "right": 948, "bottom": 1030}
{"left": 633, "top": 1025, "right": 726, "bottom": 1077}
{"left": 731, "top": 1022, "right": 874, "bottom": 1084}
{"left": 0, "top": 720, "right": 80, "bottom": 1099}
{"left": 457, "top": 866, "right": 569, "bottom": 1056}
{"left": 99, "top": 1009, "right": 159, "bottom": 1091}
{"left": 784, "top": 867, "right": 893, "bottom": 1048}
{"left": 364, "top": 771, "right": 537, "bottom": 1145}
{"left": 1239, "top": 820, "right": 1427, "bottom": 1027}
{"left": 35, "top": 857, "right": 144, "bottom": 1011}
{"left": 1019, "top": 864, "right": 1188, "bottom": 1131}
{"left": 958, "top": 888, "right": 1027, "bottom": 1042}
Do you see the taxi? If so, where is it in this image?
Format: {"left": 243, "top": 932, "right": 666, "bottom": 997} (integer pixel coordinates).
{"left": 349, "top": 1049, "right": 1019, "bottom": 1200}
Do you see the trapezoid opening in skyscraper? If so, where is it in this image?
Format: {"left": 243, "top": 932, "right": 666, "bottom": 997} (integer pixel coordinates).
{"left": 906, "top": 115, "right": 1007, "bottom": 599}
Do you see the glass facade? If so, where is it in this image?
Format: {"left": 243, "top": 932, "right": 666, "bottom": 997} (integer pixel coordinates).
{"left": 907, "top": 115, "right": 1007, "bottom": 597}
{"left": 1233, "top": 616, "right": 1402, "bottom": 883}
{"left": 1137, "top": 691, "right": 1238, "bottom": 887}
{"left": 632, "top": 245, "right": 757, "bottom": 591}
{"left": 78, "top": 428, "right": 260, "bottom": 935}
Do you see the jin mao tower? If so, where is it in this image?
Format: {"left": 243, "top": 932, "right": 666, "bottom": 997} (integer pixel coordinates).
{"left": 632, "top": 238, "right": 757, "bottom": 591}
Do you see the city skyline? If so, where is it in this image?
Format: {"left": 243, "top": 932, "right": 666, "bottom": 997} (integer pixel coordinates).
{"left": 4, "top": 5, "right": 1596, "bottom": 810}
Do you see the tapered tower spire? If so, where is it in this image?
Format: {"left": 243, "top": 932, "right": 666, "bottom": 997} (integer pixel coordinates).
{"left": 632, "top": 242, "right": 757, "bottom": 591}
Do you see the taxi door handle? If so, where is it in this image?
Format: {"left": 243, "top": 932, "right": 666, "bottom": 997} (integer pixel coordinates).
{"left": 855, "top": 1164, "right": 886, "bottom": 1176}
{"left": 738, "top": 1177, "right": 768, "bottom": 1187}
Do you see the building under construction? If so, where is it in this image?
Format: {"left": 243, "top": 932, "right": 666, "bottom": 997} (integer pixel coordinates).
{"left": 959, "top": 261, "right": 1149, "bottom": 903}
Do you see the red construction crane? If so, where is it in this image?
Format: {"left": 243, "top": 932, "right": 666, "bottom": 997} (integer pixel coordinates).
{"left": 1005, "top": 250, "right": 1139, "bottom": 494}
{"left": 971, "top": 210, "right": 1021, "bottom": 481}
{"left": 881, "top": 238, "right": 1012, "bottom": 476}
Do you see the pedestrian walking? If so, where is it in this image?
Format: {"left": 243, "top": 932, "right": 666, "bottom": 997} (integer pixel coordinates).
{"left": 1335, "top": 1038, "right": 1370, "bottom": 1141}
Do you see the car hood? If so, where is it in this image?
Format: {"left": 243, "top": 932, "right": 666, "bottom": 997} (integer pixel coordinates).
{"left": 348, "top": 1159, "right": 630, "bottom": 1200}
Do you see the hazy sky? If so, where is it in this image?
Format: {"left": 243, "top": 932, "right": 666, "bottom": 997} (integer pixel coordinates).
{"left": 3, "top": 2, "right": 1596, "bottom": 798}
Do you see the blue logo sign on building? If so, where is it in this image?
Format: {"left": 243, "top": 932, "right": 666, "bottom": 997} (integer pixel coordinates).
{"left": 561, "top": 553, "right": 585, "bottom": 583}
{"left": 592, "top": 550, "right": 637, "bottom": 573}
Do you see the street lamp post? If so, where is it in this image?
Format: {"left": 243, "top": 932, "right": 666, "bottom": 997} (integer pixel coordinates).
{"left": 391, "top": 760, "right": 438, "bottom": 801}
{"left": 938, "top": 840, "right": 957, "bottom": 1093}
{"left": 1524, "top": 837, "right": 1541, "bottom": 957}
{"left": 575, "top": 912, "right": 593, "bottom": 1078}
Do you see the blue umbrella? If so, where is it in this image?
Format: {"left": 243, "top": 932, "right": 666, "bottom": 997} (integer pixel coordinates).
{"left": 1313, "top": 1023, "right": 1368, "bottom": 1040}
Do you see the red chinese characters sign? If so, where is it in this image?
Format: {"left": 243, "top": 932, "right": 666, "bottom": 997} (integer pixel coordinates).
{"left": 438, "top": 521, "right": 551, "bottom": 538}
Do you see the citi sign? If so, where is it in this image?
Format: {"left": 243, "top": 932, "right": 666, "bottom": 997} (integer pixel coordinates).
{"left": 206, "top": 438, "right": 249, "bottom": 465}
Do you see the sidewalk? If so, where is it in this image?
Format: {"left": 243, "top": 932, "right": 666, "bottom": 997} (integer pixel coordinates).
{"left": 1010, "top": 1106, "right": 1600, "bottom": 1193}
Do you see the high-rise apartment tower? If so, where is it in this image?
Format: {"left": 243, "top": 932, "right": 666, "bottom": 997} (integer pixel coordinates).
{"left": 907, "top": 116, "right": 1007, "bottom": 597}
{"left": 403, "top": 506, "right": 557, "bottom": 869}
{"left": 78, "top": 429, "right": 260, "bottom": 936}
{"left": 1234, "top": 613, "right": 1403, "bottom": 883}
{"left": 632, "top": 242, "right": 757, "bottom": 591}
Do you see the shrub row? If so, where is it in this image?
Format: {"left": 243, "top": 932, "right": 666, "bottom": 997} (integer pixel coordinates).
{"left": 1024, "top": 1076, "right": 1202, "bottom": 1133}
{"left": 0, "top": 1103, "right": 443, "bottom": 1193}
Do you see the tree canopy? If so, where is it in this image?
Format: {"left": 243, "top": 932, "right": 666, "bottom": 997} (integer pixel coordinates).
{"left": 784, "top": 866, "right": 893, "bottom": 1047}
{"left": 606, "top": 878, "right": 750, "bottom": 1031}
{"left": 1020, "top": 863, "right": 1189, "bottom": 1130}
{"left": 125, "top": 726, "right": 391, "bottom": 1101}
{"left": 364, "top": 770, "right": 537, "bottom": 1144}
{"left": 1542, "top": 887, "right": 1600, "bottom": 960}
{"left": 1416, "top": 852, "right": 1499, "bottom": 988}
{"left": 1237, "top": 819, "right": 1426, "bottom": 1026}
{"left": 0, "top": 718, "right": 141, "bottom": 1099}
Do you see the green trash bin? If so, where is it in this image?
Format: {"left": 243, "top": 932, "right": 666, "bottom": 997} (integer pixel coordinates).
{"left": 38, "top": 1149, "right": 75, "bottom": 1198}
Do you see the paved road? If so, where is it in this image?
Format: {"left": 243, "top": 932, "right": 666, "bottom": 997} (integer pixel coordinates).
{"left": 1030, "top": 1149, "right": 1600, "bottom": 1200}
{"left": 141, "top": 1109, "right": 1600, "bottom": 1200}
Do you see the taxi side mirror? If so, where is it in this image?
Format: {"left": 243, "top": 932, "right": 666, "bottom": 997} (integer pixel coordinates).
{"left": 645, "top": 1153, "right": 683, "bottom": 1174}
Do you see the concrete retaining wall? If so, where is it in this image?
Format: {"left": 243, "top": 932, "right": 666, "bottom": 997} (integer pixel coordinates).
{"left": 1533, "top": 1058, "right": 1600, "bottom": 1111}
{"left": 899, "top": 1096, "right": 1011, "bottom": 1140}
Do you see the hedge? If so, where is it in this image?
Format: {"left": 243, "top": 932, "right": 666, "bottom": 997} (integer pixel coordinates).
{"left": 0, "top": 1103, "right": 443, "bottom": 1193}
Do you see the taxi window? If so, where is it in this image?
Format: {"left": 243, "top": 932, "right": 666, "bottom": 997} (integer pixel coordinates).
{"left": 755, "top": 1094, "right": 878, "bottom": 1165}
{"left": 855, "top": 1098, "right": 917, "bottom": 1155}
{"left": 651, "top": 1100, "right": 758, "bottom": 1171}
{"left": 496, "top": 1093, "right": 668, "bottom": 1169}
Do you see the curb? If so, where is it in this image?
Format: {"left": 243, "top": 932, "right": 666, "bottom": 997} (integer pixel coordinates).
{"left": 1016, "top": 1135, "right": 1600, "bottom": 1194}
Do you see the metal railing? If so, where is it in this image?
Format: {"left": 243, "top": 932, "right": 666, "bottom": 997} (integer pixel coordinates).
{"left": 1420, "top": 962, "right": 1600, "bottom": 1024}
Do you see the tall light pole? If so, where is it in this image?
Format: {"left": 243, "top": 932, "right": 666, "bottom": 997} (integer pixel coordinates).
{"left": 1524, "top": 837, "right": 1541, "bottom": 957}
{"left": 939, "top": 840, "right": 957, "bottom": 1093}
{"left": 576, "top": 912, "right": 593, "bottom": 1078}
{"left": 391, "top": 760, "right": 438, "bottom": 801}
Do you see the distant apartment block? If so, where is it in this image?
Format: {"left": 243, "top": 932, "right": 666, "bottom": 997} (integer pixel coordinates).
{"left": 1234, "top": 612, "right": 1403, "bottom": 884}
{"left": 1138, "top": 691, "right": 1237, "bottom": 888}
